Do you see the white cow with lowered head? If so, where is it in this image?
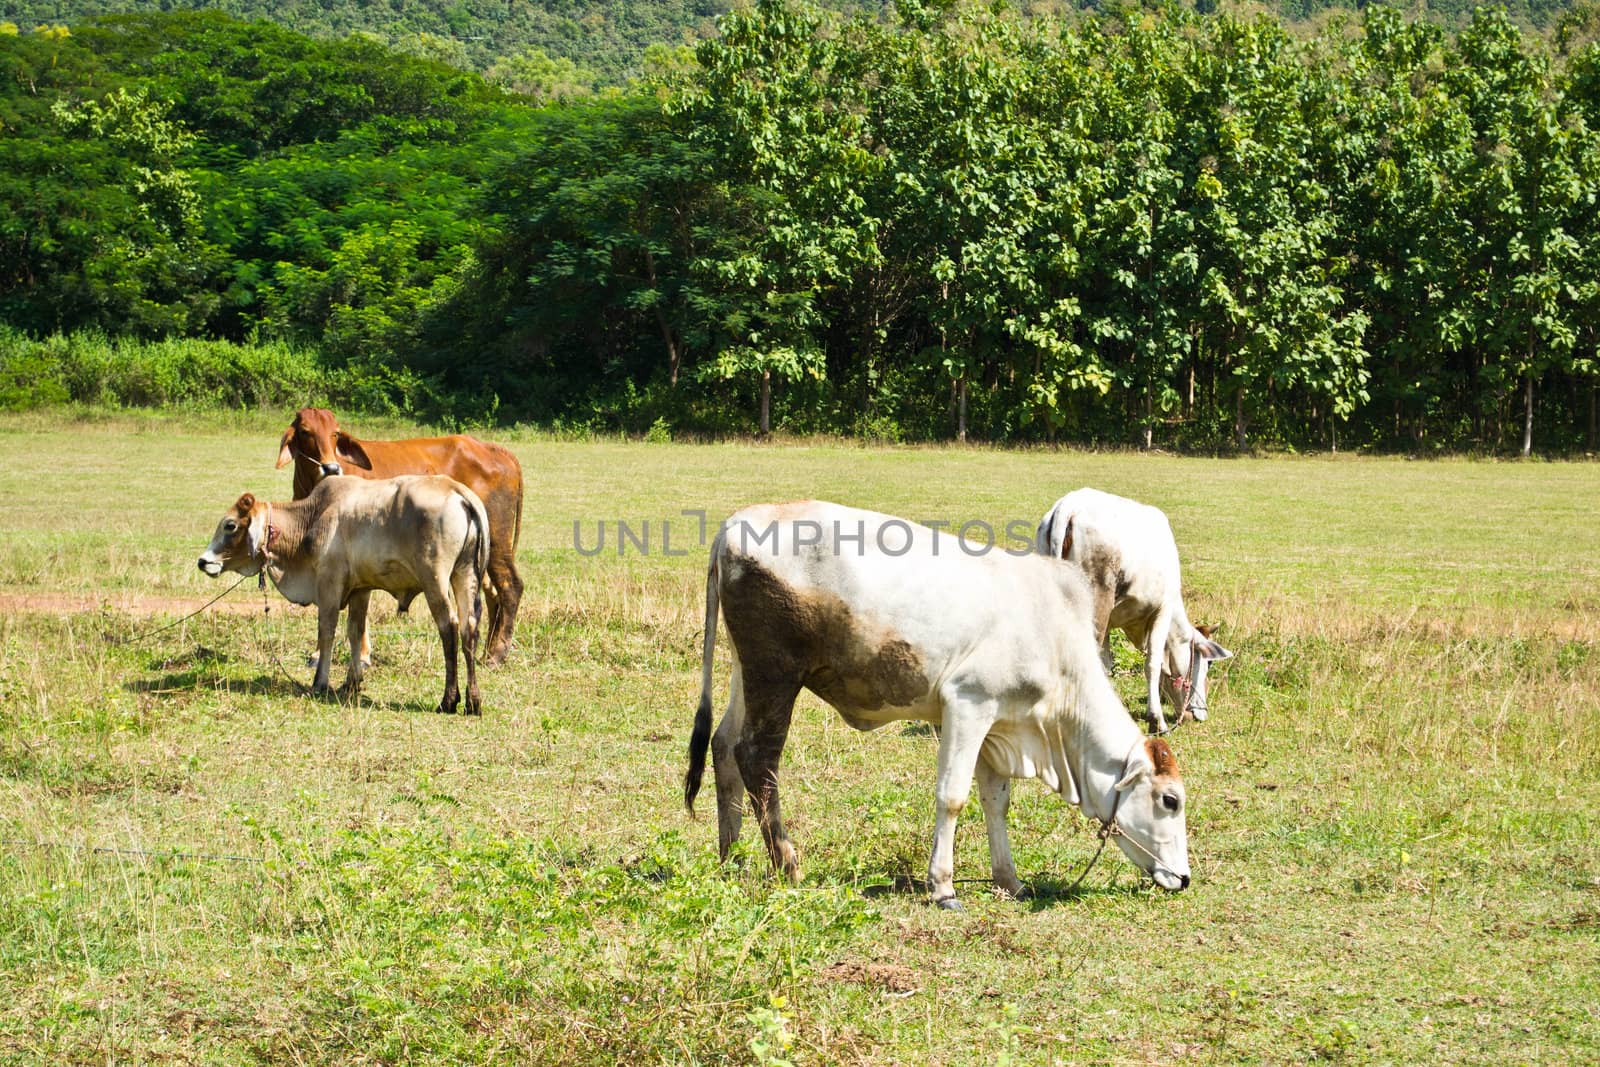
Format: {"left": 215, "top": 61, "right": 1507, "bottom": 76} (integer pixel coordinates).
{"left": 1036, "top": 487, "right": 1231, "bottom": 734}
{"left": 684, "top": 500, "right": 1191, "bottom": 910}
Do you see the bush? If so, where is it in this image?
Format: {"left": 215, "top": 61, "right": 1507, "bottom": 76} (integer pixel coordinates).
{"left": 0, "top": 328, "right": 448, "bottom": 416}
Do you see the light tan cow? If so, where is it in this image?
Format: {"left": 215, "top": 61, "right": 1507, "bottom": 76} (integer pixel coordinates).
{"left": 198, "top": 476, "right": 489, "bottom": 715}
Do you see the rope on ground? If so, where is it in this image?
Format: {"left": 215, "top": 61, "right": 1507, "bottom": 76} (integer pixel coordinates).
{"left": 101, "top": 573, "right": 252, "bottom": 645}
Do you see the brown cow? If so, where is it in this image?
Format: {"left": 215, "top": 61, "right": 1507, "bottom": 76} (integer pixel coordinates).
{"left": 277, "top": 408, "right": 524, "bottom": 665}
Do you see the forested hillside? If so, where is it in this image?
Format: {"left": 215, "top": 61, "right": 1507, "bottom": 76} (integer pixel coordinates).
{"left": 2, "top": 0, "right": 745, "bottom": 83}
{"left": 5, "top": 3, "right": 1600, "bottom": 451}
{"left": 2, "top": 0, "right": 1588, "bottom": 83}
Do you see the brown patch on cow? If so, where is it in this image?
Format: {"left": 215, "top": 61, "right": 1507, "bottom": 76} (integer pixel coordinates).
{"left": 721, "top": 560, "right": 928, "bottom": 716}
{"left": 1063, "top": 540, "right": 1125, "bottom": 643}
{"left": 1145, "top": 736, "right": 1179, "bottom": 778}
{"left": 808, "top": 636, "right": 926, "bottom": 714}
{"left": 817, "top": 959, "right": 918, "bottom": 994}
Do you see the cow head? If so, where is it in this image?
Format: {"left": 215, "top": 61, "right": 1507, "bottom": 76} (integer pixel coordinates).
{"left": 1160, "top": 623, "right": 1233, "bottom": 723}
{"left": 276, "top": 407, "right": 372, "bottom": 484}
{"left": 197, "top": 493, "right": 270, "bottom": 578}
{"left": 1111, "top": 736, "right": 1190, "bottom": 890}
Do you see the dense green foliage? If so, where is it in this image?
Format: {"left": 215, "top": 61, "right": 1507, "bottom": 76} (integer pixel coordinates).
{"left": 5, "top": 5, "right": 1600, "bottom": 449}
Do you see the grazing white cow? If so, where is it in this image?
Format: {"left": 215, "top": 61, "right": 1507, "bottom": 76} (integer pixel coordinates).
{"left": 683, "top": 500, "right": 1191, "bottom": 910}
{"left": 1036, "top": 488, "right": 1232, "bottom": 734}
{"left": 197, "top": 476, "right": 489, "bottom": 715}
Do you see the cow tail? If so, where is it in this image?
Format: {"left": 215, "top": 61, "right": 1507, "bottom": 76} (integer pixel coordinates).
{"left": 1035, "top": 501, "right": 1060, "bottom": 557}
{"left": 684, "top": 528, "right": 723, "bottom": 815}
{"left": 1036, "top": 501, "right": 1075, "bottom": 561}
{"left": 461, "top": 492, "right": 490, "bottom": 624}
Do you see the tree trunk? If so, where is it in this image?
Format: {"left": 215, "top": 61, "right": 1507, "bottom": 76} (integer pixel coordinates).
{"left": 1142, "top": 388, "right": 1153, "bottom": 450}
{"left": 1331, "top": 418, "right": 1338, "bottom": 455}
{"left": 1521, "top": 373, "right": 1533, "bottom": 458}
{"left": 644, "top": 248, "right": 680, "bottom": 386}
{"left": 1473, "top": 352, "right": 1483, "bottom": 444}
{"left": 1234, "top": 388, "right": 1246, "bottom": 451}
{"left": 956, "top": 376, "right": 968, "bottom": 444}
{"left": 1588, "top": 382, "right": 1597, "bottom": 453}
{"left": 759, "top": 370, "right": 771, "bottom": 437}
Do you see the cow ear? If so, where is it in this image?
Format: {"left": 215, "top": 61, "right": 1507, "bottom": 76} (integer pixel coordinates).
{"left": 1115, "top": 749, "right": 1153, "bottom": 792}
{"left": 235, "top": 492, "right": 256, "bottom": 514}
{"left": 276, "top": 428, "right": 295, "bottom": 469}
{"left": 335, "top": 432, "right": 372, "bottom": 470}
{"left": 1198, "top": 633, "right": 1232, "bottom": 662}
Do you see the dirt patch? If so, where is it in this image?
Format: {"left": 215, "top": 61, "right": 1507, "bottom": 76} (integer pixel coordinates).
{"left": 0, "top": 592, "right": 311, "bottom": 618}
{"left": 816, "top": 959, "right": 918, "bottom": 994}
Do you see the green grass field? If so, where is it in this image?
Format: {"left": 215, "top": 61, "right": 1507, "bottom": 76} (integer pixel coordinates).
{"left": 1, "top": 409, "right": 1597, "bottom": 1064}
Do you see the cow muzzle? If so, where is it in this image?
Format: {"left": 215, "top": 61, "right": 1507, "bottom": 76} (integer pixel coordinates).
{"left": 320, "top": 462, "right": 343, "bottom": 477}
{"left": 1152, "top": 867, "right": 1190, "bottom": 891}
{"left": 197, "top": 556, "right": 224, "bottom": 577}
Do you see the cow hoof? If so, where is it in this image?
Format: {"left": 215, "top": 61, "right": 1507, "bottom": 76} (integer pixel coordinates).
{"left": 435, "top": 703, "right": 458, "bottom": 715}
{"left": 934, "top": 896, "right": 964, "bottom": 912}
{"left": 464, "top": 700, "right": 482, "bottom": 717}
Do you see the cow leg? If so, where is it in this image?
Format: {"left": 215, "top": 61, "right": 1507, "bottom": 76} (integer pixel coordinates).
{"left": 455, "top": 566, "right": 482, "bottom": 716}
{"left": 928, "top": 698, "right": 996, "bottom": 910}
{"left": 312, "top": 600, "right": 340, "bottom": 695}
{"left": 710, "top": 660, "right": 747, "bottom": 861}
{"left": 480, "top": 582, "right": 502, "bottom": 664}
{"left": 483, "top": 555, "right": 523, "bottom": 667}
{"left": 733, "top": 674, "right": 802, "bottom": 882}
{"left": 343, "top": 590, "right": 372, "bottom": 693}
{"left": 425, "top": 589, "right": 461, "bottom": 715}
{"left": 976, "top": 757, "right": 1023, "bottom": 899}
{"left": 1144, "top": 610, "right": 1172, "bottom": 734}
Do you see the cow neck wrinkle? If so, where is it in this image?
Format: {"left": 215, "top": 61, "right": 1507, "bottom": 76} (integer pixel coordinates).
{"left": 260, "top": 498, "right": 311, "bottom": 577}
{"left": 1069, "top": 716, "right": 1142, "bottom": 825}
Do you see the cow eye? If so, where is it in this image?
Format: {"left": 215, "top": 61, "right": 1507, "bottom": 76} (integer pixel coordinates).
{"left": 1161, "top": 794, "right": 1180, "bottom": 813}
{"left": 224, "top": 520, "right": 237, "bottom": 533}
